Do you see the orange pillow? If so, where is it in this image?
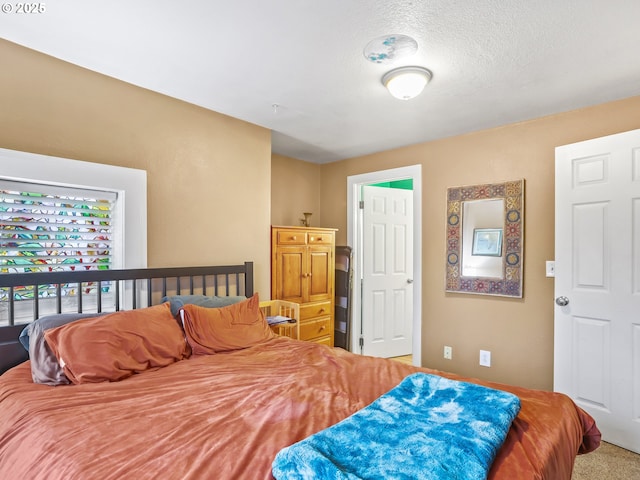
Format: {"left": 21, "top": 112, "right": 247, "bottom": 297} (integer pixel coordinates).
{"left": 44, "top": 303, "right": 191, "bottom": 384}
{"left": 181, "top": 293, "right": 274, "bottom": 354}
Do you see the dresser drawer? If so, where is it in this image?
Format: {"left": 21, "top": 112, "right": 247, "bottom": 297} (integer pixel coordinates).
{"left": 300, "top": 300, "right": 331, "bottom": 320}
{"left": 311, "top": 335, "right": 333, "bottom": 347}
{"left": 276, "top": 230, "right": 307, "bottom": 245}
{"left": 307, "top": 232, "right": 334, "bottom": 245}
{"left": 300, "top": 316, "right": 331, "bottom": 341}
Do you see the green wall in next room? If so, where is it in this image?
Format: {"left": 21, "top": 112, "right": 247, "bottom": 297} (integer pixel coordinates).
{"left": 370, "top": 179, "right": 413, "bottom": 190}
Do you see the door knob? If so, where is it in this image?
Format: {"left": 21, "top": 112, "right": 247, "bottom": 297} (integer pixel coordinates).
{"left": 407, "top": 279, "right": 414, "bottom": 284}
{"left": 555, "top": 296, "right": 569, "bottom": 306}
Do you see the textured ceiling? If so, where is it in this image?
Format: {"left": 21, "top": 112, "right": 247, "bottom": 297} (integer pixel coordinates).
{"left": 2, "top": 0, "right": 640, "bottom": 163}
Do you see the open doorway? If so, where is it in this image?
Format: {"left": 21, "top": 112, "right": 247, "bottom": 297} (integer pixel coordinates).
{"left": 347, "top": 165, "right": 422, "bottom": 366}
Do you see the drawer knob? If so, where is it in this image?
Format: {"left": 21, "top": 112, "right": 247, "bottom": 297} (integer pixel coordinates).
{"left": 319, "top": 325, "right": 326, "bottom": 331}
{"left": 319, "top": 308, "right": 325, "bottom": 313}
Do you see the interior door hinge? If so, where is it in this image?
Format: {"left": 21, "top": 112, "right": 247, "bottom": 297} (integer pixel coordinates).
{"left": 359, "top": 336, "right": 364, "bottom": 349}
{"left": 359, "top": 200, "right": 364, "bottom": 209}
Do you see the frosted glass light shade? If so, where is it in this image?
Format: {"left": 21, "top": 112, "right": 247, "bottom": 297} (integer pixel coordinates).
{"left": 382, "top": 66, "right": 432, "bottom": 100}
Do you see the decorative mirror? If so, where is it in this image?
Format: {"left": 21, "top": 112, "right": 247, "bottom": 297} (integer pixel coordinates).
{"left": 445, "top": 179, "right": 524, "bottom": 297}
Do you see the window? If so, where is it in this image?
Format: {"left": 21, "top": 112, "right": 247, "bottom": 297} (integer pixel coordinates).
{"left": 0, "top": 180, "right": 117, "bottom": 306}
{"left": 0, "top": 180, "right": 117, "bottom": 274}
{"left": 0, "top": 148, "right": 147, "bottom": 323}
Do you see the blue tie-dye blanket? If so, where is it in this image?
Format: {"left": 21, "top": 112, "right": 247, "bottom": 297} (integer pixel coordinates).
{"left": 272, "top": 372, "right": 521, "bottom": 480}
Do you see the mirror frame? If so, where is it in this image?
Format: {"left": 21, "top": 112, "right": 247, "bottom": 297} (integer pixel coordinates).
{"left": 445, "top": 179, "right": 524, "bottom": 297}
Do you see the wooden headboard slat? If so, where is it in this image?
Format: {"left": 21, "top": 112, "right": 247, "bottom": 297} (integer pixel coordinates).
{"left": 56, "top": 284, "right": 62, "bottom": 314}
{"left": 77, "top": 283, "right": 83, "bottom": 314}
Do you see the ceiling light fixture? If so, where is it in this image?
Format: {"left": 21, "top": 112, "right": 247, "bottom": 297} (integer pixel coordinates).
{"left": 382, "top": 66, "right": 432, "bottom": 100}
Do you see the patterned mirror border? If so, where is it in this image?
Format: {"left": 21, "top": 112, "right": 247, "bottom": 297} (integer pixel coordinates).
{"left": 446, "top": 179, "right": 524, "bottom": 297}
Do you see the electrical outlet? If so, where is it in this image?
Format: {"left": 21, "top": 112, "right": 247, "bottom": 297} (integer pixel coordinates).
{"left": 443, "top": 345, "right": 452, "bottom": 360}
{"left": 479, "top": 350, "right": 491, "bottom": 367}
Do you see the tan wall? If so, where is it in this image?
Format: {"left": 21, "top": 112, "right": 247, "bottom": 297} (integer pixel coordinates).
{"left": 0, "top": 40, "right": 272, "bottom": 296}
{"left": 319, "top": 96, "right": 640, "bottom": 390}
{"left": 5, "top": 36, "right": 640, "bottom": 390}
{"left": 271, "top": 154, "right": 321, "bottom": 227}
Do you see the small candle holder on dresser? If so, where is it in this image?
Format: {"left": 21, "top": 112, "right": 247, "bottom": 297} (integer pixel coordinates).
{"left": 300, "top": 212, "right": 312, "bottom": 227}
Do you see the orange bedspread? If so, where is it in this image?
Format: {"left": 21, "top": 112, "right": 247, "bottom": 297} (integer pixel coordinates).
{"left": 0, "top": 337, "right": 599, "bottom": 479}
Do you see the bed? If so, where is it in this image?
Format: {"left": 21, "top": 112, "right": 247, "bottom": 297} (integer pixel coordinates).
{"left": 0, "top": 263, "right": 600, "bottom": 479}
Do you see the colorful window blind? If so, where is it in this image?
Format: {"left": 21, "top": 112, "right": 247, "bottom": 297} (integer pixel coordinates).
{"left": 0, "top": 180, "right": 116, "bottom": 301}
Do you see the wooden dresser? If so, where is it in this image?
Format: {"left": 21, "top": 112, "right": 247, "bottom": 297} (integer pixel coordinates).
{"left": 271, "top": 226, "right": 336, "bottom": 346}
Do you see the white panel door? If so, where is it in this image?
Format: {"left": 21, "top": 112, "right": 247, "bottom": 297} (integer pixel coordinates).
{"left": 555, "top": 128, "right": 640, "bottom": 453}
{"left": 361, "top": 185, "right": 413, "bottom": 358}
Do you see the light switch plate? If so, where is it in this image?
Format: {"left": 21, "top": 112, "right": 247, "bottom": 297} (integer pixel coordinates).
{"left": 545, "top": 260, "right": 555, "bottom": 277}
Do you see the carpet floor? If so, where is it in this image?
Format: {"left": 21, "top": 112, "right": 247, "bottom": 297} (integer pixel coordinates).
{"left": 572, "top": 441, "right": 640, "bottom": 479}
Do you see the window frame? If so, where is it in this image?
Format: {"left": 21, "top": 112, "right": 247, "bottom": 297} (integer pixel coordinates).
{"left": 0, "top": 148, "right": 146, "bottom": 270}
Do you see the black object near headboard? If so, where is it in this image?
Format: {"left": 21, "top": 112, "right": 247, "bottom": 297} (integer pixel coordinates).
{"left": 0, "top": 262, "right": 254, "bottom": 374}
